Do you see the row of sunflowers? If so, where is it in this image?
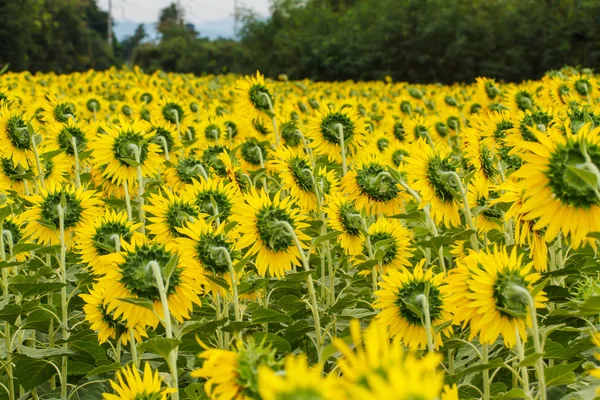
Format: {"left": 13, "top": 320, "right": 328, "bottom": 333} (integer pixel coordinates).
{"left": 1, "top": 66, "right": 600, "bottom": 399}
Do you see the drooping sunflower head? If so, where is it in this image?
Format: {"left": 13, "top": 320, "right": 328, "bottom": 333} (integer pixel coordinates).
{"left": 193, "top": 338, "right": 279, "bottom": 400}
{"left": 156, "top": 96, "right": 187, "bottom": 129}
{"left": 504, "top": 84, "right": 536, "bottom": 112}
{"left": 334, "top": 319, "right": 444, "bottom": 399}
{"left": 81, "top": 280, "right": 147, "bottom": 345}
{"left": 76, "top": 209, "right": 142, "bottom": 273}
{"left": 93, "top": 116, "right": 162, "bottom": 185}
{"left": 53, "top": 118, "right": 89, "bottom": 158}
{"left": 218, "top": 151, "right": 251, "bottom": 195}
{"left": 447, "top": 246, "right": 547, "bottom": 348}
{"left": 514, "top": 124, "right": 600, "bottom": 248}
{"left": 476, "top": 77, "right": 502, "bottom": 102}
{"left": 1, "top": 214, "right": 27, "bottom": 262}
{"left": 0, "top": 156, "right": 33, "bottom": 195}
{"left": 200, "top": 144, "right": 230, "bottom": 177}
{"left": 102, "top": 362, "right": 175, "bottom": 400}
{"left": 145, "top": 188, "right": 200, "bottom": 243}
{"left": 22, "top": 182, "right": 103, "bottom": 247}
{"left": 184, "top": 177, "right": 236, "bottom": 225}
{"left": 342, "top": 153, "right": 406, "bottom": 216}
{"left": 163, "top": 154, "right": 207, "bottom": 191}
{"left": 44, "top": 94, "right": 77, "bottom": 124}
{"left": 505, "top": 107, "right": 557, "bottom": 154}
{"left": 467, "top": 177, "right": 503, "bottom": 234}
{"left": 375, "top": 260, "right": 452, "bottom": 350}
{"left": 102, "top": 236, "right": 204, "bottom": 328}
{"left": 359, "top": 217, "right": 413, "bottom": 274}
{"left": 258, "top": 355, "right": 341, "bottom": 400}
{"left": 0, "top": 105, "right": 34, "bottom": 168}
{"left": 406, "top": 139, "right": 461, "bottom": 227}
{"left": 324, "top": 192, "right": 364, "bottom": 256}
{"left": 235, "top": 71, "right": 275, "bottom": 119}
{"left": 463, "top": 125, "right": 499, "bottom": 186}
{"left": 269, "top": 146, "right": 319, "bottom": 211}
{"left": 232, "top": 189, "right": 310, "bottom": 278}
{"left": 307, "top": 105, "right": 365, "bottom": 163}
{"left": 148, "top": 121, "right": 179, "bottom": 155}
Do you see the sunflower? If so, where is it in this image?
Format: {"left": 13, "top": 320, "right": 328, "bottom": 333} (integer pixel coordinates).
{"left": 445, "top": 246, "right": 547, "bottom": 348}
{"left": 43, "top": 94, "right": 77, "bottom": 124}
{"left": 231, "top": 189, "right": 310, "bottom": 278}
{"left": 476, "top": 77, "right": 502, "bottom": 103}
{"left": 101, "top": 235, "right": 204, "bottom": 328}
{"left": 184, "top": 177, "right": 237, "bottom": 225}
{"left": 102, "top": 362, "right": 175, "bottom": 400}
{"left": 334, "top": 319, "right": 444, "bottom": 399}
{"left": 145, "top": 188, "right": 200, "bottom": 243}
{"left": 323, "top": 192, "right": 364, "bottom": 256}
{"left": 38, "top": 150, "right": 69, "bottom": 187}
{"left": 199, "top": 116, "right": 224, "bottom": 144}
{"left": 513, "top": 123, "right": 600, "bottom": 248}
{"left": 81, "top": 281, "right": 147, "bottom": 345}
{"left": 503, "top": 84, "right": 536, "bottom": 112}
{"left": 467, "top": 177, "right": 503, "bottom": 235}
{"left": 192, "top": 338, "right": 279, "bottom": 400}
{"left": 22, "top": 182, "right": 103, "bottom": 247}
{"left": 342, "top": 153, "right": 406, "bottom": 216}
{"left": 374, "top": 260, "right": 452, "bottom": 349}
{"left": 239, "top": 136, "right": 270, "bottom": 172}
{"left": 405, "top": 138, "right": 461, "bottom": 227}
{"left": 403, "top": 114, "right": 433, "bottom": 143}
{"left": 163, "top": 154, "right": 208, "bottom": 192}
{"left": 307, "top": 105, "right": 366, "bottom": 164}
{"left": 358, "top": 218, "right": 412, "bottom": 274}
{"left": 75, "top": 209, "right": 142, "bottom": 273}
{"left": 234, "top": 71, "right": 275, "bottom": 120}
{"left": 93, "top": 116, "right": 163, "bottom": 185}
{"left": 1, "top": 214, "right": 27, "bottom": 262}
{"left": 200, "top": 144, "right": 230, "bottom": 177}
{"left": 269, "top": 146, "right": 320, "bottom": 210}
{"left": 176, "top": 218, "right": 240, "bottom": 294}
{"left": 258, "top": 355, "right": 341, "bottom": 400}
{"left": 147, "top": 121, "right": 179, "bottom": 158}
{"left": 0, "top": 156, "right": 33, "bottom": 195}
{"left": 156, "top": 96, "right": 189, "bottom": 136}
{"left": 49, "top": 117, "right": 90, "bottom": 161}
{"left": 463, "top": 124, "right": 499, "bottom": 188}
{"left": 505, "top": 107, "right": 557, "bottom": 154}
{"left": 0, "top": 105, "right": 34, "bottom": 168}
{"left": 218, "top": 151, "right": 251, "bottom": 195}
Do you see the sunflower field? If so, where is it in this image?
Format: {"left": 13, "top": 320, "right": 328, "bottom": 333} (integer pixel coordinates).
{"left": 1, "top": 66, "right": 600, "bottom": 400}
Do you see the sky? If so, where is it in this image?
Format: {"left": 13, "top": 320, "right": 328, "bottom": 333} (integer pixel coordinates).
{"left": 97, "top": 0, "right": 271, "bottom": 39}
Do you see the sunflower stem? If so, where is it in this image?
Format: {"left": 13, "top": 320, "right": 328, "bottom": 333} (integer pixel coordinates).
{"left": 278, "top": 221, "right": 322, "bottom": 359}
{"left": 482, "top": 344, "right": 491, "bottom": 400}
{"left": 397, "top": 178, "right": 446, "bottom": 272}
{"left": 259, "top": 92, "right": 279, "bottom": 146}
{"left": 511, "top": 284, "right": 546, "bottom": 400}
{"left": 253, "top": 144, "right": 269, "bottom": 193}
{"left": 128, "top": 144, "right": 145, "bottom": 233}
{"left": 416, "top": 293, "right": 435, "bottom": 354}
{"left": 515, "top": 328, "right": 532, "bottom": 399}
{"left": 211, "top": 247, "right": 240, "bottom": 322}
{"left": 155, "top": 136, "right": 170, "bottom": 162}
{"left": 439, "top": 171, "right": 479, "bottom": 251}
{"left": 123, "top": 180, "right": 133, "bottom": 221}
{"left": 148, "top": 260, "right": 179, "bottom": 399}
{"left": 71, "top": 136, "right": 81, "bottom": 188}
{"left": 296, "top": 129, "right": 315, "bottom": 168}
{"left": 31, "top": 134, "right": 45, "bottom": 190}
{"left": 334, "top": 123, "right": 347, "bottom": 177}
{"left": 1, "top": 227, "right": 14, "bottom": 400}
{"left": 57, "top": 205, "right": 69, "bottom": 400}
{"left": 129, "top": 329, "right": 138, "bottom": 368}
{"left": 192, "top": 164, "right": 209, "bottom": 181}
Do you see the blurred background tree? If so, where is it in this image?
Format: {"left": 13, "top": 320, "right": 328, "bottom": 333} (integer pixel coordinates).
{"left": 1, "top": 0, "right": 600, "bottom": 82}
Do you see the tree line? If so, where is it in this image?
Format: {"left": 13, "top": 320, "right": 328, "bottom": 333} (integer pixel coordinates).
{"left": 2, "top": 0, "right": 600, "bottom": 83}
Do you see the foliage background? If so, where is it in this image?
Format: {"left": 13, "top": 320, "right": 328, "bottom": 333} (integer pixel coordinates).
{"left": 2, "top": 0, "right": 600, "bottom": 83}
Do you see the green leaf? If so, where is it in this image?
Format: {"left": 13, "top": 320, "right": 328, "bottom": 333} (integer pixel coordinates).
{"left": 18, "top": 347, "right": 75, "bottom": 359}
{"left": 328, "top": 295, "right": 357, "bottom": 314}
{"left": 137, "top": 337, "right": 181, "bottom": 362}
{"left": 251, "top": 332, "right": 291, "bottom": 354}
{"left": 78, "top": 149, "right": 94, "bottom": 161}
{"left": 517, "top": 352, "right": 543, "bottom": 367}
{"left": 85, "top": 362, "right": 122, "bottom": 378}
{"left": 278, "top": 295, "right": 307, "bottom": 313}
{"left": 12, "top": 243, "right": 44, "bottom": 255}
{"left": 163, "top": 252, "right": 179, "bottom": 284}
{"left": 41, "top": 149, "right": 65, "bottom": 161}
{"left": 312, "top": 231, "right": 341, "bottom": 247}
{"left": 92, "top": 240, "right": 115, "bottom": 254}
{"left": 284, "top": 270, "right": 314, "bottom": 282}
{"left": 10, "top": 172, "right": 35, "bottom": 180}
{"left": 10, "top": 282, "right": 66, "bottom": 297}
{"left": 496, "top": 388, "right": 529, "bottom": 399}
{"left": 14, "top": 355, "right": 56, "bottom": 391}
{"left": 120, "top": 158, "right": 141, "bottom": 167}
{"left": 0, "top": 205, "right": 11, "bottom": 222}
{"left": 36, "top": 219, "right": 56, "bottom": 230}
{"left": 205, "top": 274, "right": 230, "bottom": 290}
{"left": 0, "top": 260, "right": 25, "bottom": 269}
{"left": 544, "top": 361, "right": 581, "bottom": 386}
{"left": 116, "top": 297, "right": 155, "bottom": 311}
{"left": 252, "top": 307, "right": 294, "bottom": 323}
{"left": 544, "top": 340, "right": 569, "bottom": 360}
{"left": 0, "top": 303, "right": 22, "bottom": 324}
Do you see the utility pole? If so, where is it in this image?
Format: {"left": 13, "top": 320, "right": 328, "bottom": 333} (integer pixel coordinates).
{"left": 233, "top": 0, "right": 238, "bottom": 38}
{"left": 107, "top": 0, "right": 113, "bottom": 47}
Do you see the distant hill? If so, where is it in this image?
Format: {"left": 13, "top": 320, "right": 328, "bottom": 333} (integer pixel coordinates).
{"left": 113, "top": 18, "right": 235, "bottom": 42}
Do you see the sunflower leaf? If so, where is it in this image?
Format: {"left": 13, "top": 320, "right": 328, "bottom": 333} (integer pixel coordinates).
{"left": 12, "top": 243, "right": 44, "bottom": 255}
{"left": 312, "top": 230, "right": 341, "bottom": 247}
{"left": 91, "top": 240, "right": 115, "bottom": 254}
{"left": 120, "top": 158, "right": 141, "bottom": 167}
{"left": 0, "top": 205, "right": 11, "bottom": 222}
{"left": 41, "top": 149, "right": 64, "bottom": 161}
{"left": 116, "top": 297, "right": 155, "bottom": 311}
{"left": 137, "top": 337, "right": 181, "bottom": 362}
{"left": 78, "top": 149, "right": 94, "bottom": 161}
{"left": 163, "top": 252, "right": 179, "bottom": 285}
